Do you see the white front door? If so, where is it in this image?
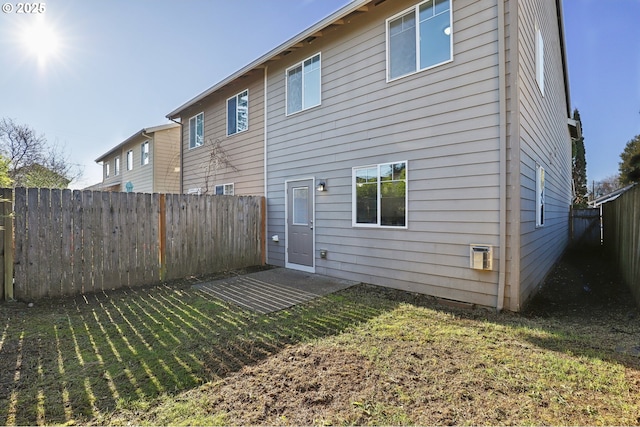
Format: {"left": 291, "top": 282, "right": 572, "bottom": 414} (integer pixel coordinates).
{"left": 286, "top": 179, "right": 314, "bottom": 272}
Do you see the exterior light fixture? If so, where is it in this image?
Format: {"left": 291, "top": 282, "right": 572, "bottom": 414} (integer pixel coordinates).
{"left": 317, "top": 181, "right": 326, "bottom": 192}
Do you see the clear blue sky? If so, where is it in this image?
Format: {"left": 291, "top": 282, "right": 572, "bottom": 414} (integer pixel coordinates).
{"left": 0, "top": 0, "right": 638, "bottom": 189}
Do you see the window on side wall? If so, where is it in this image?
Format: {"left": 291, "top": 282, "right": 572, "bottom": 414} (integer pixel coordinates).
{"left": 536, "top": 164, "right": 545, "bottom": 227}
{"left": 126, "top": 150, "right": 134, "bottom": 171}
{"left": 215, "top": 183, "right": 234, "bottom": 196}
{"left": 114, "top": 156, "right": 120, "bottom": 176}
{"left": 535, "top": 26, "right": 545, "bottom": 95}
{"left": 189, "top": 112, "right": 204, "bottom": 148}
{"left": 353, "top": 161, "right": 407, "bottom": 228}
{"left": 286, "top": 53, "right": 321, "bottom": 115}
{"left": 387, "top": 0, "right": 452, "bottom": 81}
{"left": 105, "top": 162, "right": 110, "bottom": 178}
{"left": 227, "top": 90, "right": 249, "bottom": 136}
{"left": 141, "top": 141, "right": 149, "bottom": 165}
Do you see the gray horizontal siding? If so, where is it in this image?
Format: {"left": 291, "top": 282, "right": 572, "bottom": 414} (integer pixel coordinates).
{"left": 181, "top": 73, "right": 265, "bottom": 196}
{"left": 266, "top": 0, "right": 503, "bottom": 307}
{"left": 517, "top": 0, "right": 572, "bottom": 307}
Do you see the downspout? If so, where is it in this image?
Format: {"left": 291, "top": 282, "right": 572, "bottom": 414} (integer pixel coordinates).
{"left": 496, "top": 0, "right": 507, "bottom": 312}
{"left": 263, "top": 65, "right": 269, "bottom": 263}
{"left": 168, "top": 118, "right": 183, "bottom": 193}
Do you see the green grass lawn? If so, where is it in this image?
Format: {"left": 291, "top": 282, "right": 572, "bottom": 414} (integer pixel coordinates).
{"left": 0, "top": 269, "right": 639, "bottom": 425}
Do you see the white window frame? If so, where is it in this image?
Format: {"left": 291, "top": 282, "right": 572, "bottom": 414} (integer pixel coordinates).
{"left": 227, "top": 89, "right": 249, "bottom": 136}
{"left": 105, "top": 162, "right": 110, "bottom": 178}
{"left": 215, "top": 183, "right": 235, "bottom": 196}
{"left": 536, "top": 163, "right": 545, "bottom": 227}
{"left": 386, "top": 0, "right": 453, "bottom": 82}
{"left": 189, "top": 112, "right": 204, "bottom": 149}
{"left": 126, "top": 150, "right": 134, "bottom": 171}
{"left": 285, "top": 52, "right": 322, "bottom": 116}
{"left": 141, "top": 141, "right": 149, "bottom": 166}
{"left": 352, "top": 161, "right": 408, "bottom": 228}
{"left": 536, "top": 25, "right": 544, "bottom": 96}
{"left": 114, "top": 156, "right": 120, "bottom": 176}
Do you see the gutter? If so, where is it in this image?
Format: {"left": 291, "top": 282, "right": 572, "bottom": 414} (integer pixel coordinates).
{"left": 496, "top": 0, "right": 507, "bottom": 312}
{"left": 263, "top": 65, "right": 269, "bottom": 263}
{"left": 169, "top": 118, "right": 184, "bottom": 193}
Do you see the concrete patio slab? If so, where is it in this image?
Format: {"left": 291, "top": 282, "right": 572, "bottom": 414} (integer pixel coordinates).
{"left": 193, "top": 268, "right": 358, "bottom": 314}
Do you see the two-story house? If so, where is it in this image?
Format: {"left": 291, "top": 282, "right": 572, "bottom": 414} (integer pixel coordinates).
{"left": 95, "top": 123, "right": 181, "bottom": 194}
{"left": 167, "top": 0, "right": 578, "bottom": 312}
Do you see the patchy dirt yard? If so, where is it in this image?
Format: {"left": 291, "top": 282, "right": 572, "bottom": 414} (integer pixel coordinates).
{"left": 525, "top": 246, "right": 639, "bottom": 321}
{"left": 112, "top": 246, "right": 640, "bottom": 426}
{"left": 2, "top": 247, "right": 639, "bottom": 426}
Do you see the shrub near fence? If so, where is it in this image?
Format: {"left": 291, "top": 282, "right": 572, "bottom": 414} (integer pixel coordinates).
{"left": 7, "top": 188, "right": 265, "bottom": 301}
{"left": 602, "top": 184, "right": 640, "bottom": 307}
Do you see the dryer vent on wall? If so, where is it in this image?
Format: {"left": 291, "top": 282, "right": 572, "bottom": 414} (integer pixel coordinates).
{"left": 470, "top": 245, "right": 493, "bottom": 270}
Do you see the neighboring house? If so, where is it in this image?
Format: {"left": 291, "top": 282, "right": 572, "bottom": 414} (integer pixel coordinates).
{"left": 95, "top": 124, "right": 181, "bottom": 194}
{"left": 167, "top": 0, "right": 578, "bottom": 311}
{"left": 589, "top": 183, "right": 636, "bottom": 208}
{"left": 167, "top": 68, "right": 265, "bottom": 196}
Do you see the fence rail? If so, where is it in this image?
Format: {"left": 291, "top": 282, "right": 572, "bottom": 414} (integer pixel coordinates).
{"left": 1, "top": 188, "right": 265, "bottom": 301}
{"left": 602, "top": 184, "right": 640, "bottom": 307}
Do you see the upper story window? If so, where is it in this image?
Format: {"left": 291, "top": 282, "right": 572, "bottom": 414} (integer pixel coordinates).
{"left": 141, "top": 141, "right": 149, "bottom": 165}
{"left": 105, "top": 162, "right": 110, "bottom": 178}
{"left": 535, "top": 26, "right": 545, "bottom": 96}
{"left": 114, "top": 156, "right": 120, "bottom": 176}
{"left": 215, "top": 183, "right": 234, "bottom": 196}
{"left": 126, "top": 150, "right": 133, "bottom": 171}
{"left": 227, "top": 90, "right": 249, "bottom": 136}
{"left": 189, "top": 112, "right": 204, "bottom": 148}
{"left": 353, "top": 161, "right": 407, "bottom": 228}
{"left": 536, "top": 164, "right": 545, "bottom": 227}
{"left": 387, "top": 0, "right": 452, "bottom": 81}
{"left": 286, "top": 53, "right": 321, "bottom": 115}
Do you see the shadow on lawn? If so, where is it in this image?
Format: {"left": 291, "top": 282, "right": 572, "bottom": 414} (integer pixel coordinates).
{"left": 1, "top": 247, "right": 638, "bottom": 425}
{"left": 0, "top": 280, "right": 399, "bottom": 426}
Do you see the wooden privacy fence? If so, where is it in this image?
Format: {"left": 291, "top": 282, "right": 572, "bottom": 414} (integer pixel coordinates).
{"left": 602, "top": 184, "right": 640, "bottom": 307}
{"left": 0, "top": 188, "right": 265, "bottom": 301}
{"left": 570, "top": 208, "right": 601, "bottom": 246}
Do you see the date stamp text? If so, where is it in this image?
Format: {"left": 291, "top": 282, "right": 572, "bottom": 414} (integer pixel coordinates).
{"left": 2, "top": 3, "right": 46, "bottom": 13}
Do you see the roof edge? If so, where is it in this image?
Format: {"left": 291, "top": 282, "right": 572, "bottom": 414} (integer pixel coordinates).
{"left": 95, "top": 122, "right": 180, "bottom": 163}
{"left": 166, "top": 0, "right": 372, "bottom": 119}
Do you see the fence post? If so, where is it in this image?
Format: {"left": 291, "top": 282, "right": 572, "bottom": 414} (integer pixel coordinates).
{"left": 1, "top": 188, "right": 13, "bottom": 301}
{"left": 261, "top": 196, "right": 266, "bottom": 265}
{"left": 159, "top": 193, "right": 167, "bottom": 281}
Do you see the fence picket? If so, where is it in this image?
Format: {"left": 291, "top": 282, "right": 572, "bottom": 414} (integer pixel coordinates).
{"left": 61, "top": 189, "right": 73, "bottom": 296}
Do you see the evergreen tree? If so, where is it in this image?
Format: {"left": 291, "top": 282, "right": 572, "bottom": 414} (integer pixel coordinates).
{"left": 571, "top": 109, "right": 588, "bottom": 207}
{"left": 619, "top": 134, "right": 640, "bottom": 185}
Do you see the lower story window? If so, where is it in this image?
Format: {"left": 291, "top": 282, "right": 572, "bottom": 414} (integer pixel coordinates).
{"left": 353, "top": 161, "right": 407, "bottom": 227}
{"left": 215, "top": 183, "right": 234, "bottom": 195}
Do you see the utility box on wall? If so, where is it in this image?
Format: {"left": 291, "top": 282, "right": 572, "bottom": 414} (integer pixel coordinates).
{"left": 470, "top": 245, "right": 493, "bottom": 270}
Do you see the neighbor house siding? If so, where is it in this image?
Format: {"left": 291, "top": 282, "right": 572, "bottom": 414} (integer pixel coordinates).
{"left": 180, "top": 73, "right": 265, "bottom": 196}
{"left": 126, "top": 136, "right": 153, "bottom": 193}
{"left": 516, "top": 0, "right": 572, "bottom": 308}
{"left": 96, "top": 125, "right": 180, "bottom": 194}
{"left": 266, "top": 0, "right": 504, "bottom": 306}
{"left": 152, "top": 126, "right": 181, "bottom": 193}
